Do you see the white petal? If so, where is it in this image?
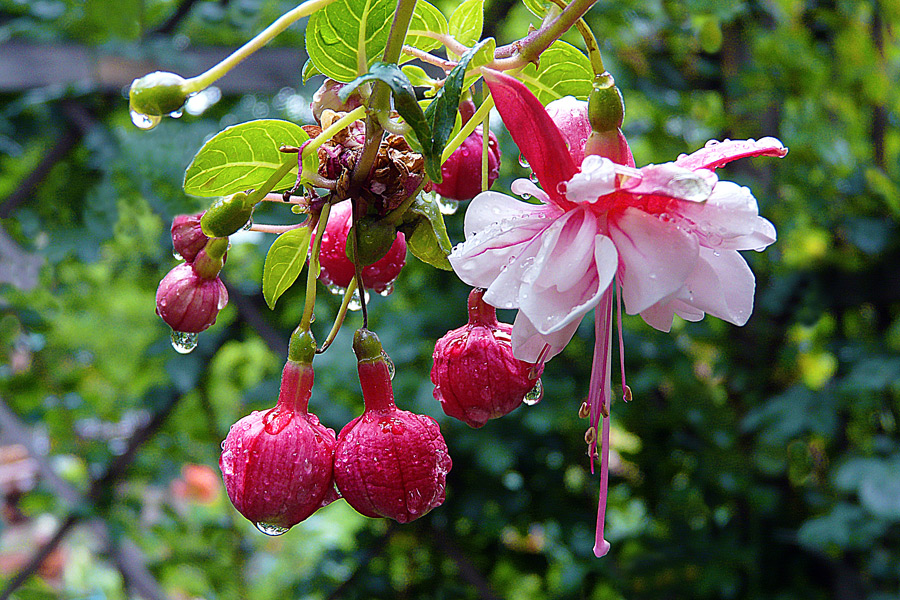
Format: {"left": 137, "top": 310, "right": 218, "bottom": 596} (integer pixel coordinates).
{"left": 674, "top": 181, "right": 777, "bottom": 251}
{"left": 639, "top": 301, "right": 677, "bottom": 332}
{"left": 565, "top": 155, "right": 617, "bottom": 203}
{"left": 510, "top": 310, "right": 581, "bottom": 363}
{"left": 518, "top": 219, "right": 617, "bottom": 334}
{"left": 610, "top": 208, "right": 699, "bottom": 315}
{"left": 510, "top": 178, "right": 552, "bottom": 205}
{"left": 674, "top": 247, "right": 756, "bottom": 326}
{"left": 449, "top": 193, "right": 555, "bottom": 290}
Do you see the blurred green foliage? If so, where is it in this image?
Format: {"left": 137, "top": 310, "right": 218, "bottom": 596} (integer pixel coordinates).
{"left": 0, "top": 0, "right": 898, "bottom": 599}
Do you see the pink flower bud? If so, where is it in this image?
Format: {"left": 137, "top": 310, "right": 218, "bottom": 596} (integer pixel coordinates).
{"left": 317, "top": 202, "right": 406, "bottom": 294}
{"left": 431, "top": 288, "right": 543, "bottom": 428}
{"left": 333, "top": 330, "right": 451, "bottom": 523}
{"left": 545, "top": 96, "right": 592, "bottom": 166}
{"left": 433, "top": 127, "right": 500, "bottom": 201}
{"left": 310, "top": 79, "right": 363, "bottom": 124}
{"left": 220, "top": 359, "right": 338, "bottom": 533}
{"left": 155, "top": 262, "right": 228, "bottom": 333}
{"left": 171, "top": 212, "right": 208, "bottom": 262}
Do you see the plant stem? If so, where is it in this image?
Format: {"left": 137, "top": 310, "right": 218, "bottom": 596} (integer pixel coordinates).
{"left": 246, "top": 159, "right": 296, "bottom": 204}
{"left": 546, "top": 0, "right": 604, "bottom": 74}
{"left": 441, "top": 95, "right": 494, "bottom": 163}
{"left": 317, "top": 277, "right": 359, "bottom": 353}
{"left": 249, "top": 223, "right": 305, "bottom": 234}
{"left": 350, "top": 0, "right": 418, "bottom": 189}
{"left": 306, "top": 106, "right": 368, "bottom": 157}
{"left": 401, "top": 45, "right": 456, "bottom": 71}
{"left": 188, "top": 0, "right": 338, "bottom": 91}
{"left": 384, "top": 179, "right": 426, "bottom": 225}
{"left": 302, "top": 204, "right": 330, "bottom": 331}
{"left": 481, "top": 94, "right": 490, "bottom": 192}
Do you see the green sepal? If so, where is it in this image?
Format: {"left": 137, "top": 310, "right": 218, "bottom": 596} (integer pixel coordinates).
{"left": 288, "top": 328, "right": 317, "bottom": 364}
{"left": 129, "top": 71, "right": 189, "bottom": 117}
{"left": 352, "top": 328, "right": 384, "bottom": 362}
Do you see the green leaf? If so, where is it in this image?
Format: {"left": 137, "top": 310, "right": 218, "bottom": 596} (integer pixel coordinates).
{"left": 262, "top": 226, "right": 313, "bottom": 309}
{"left": 521, "top": 0, "right": 553, "bottom": 18}
{"left": 518, "top": 40, "right": 593, "bottom": 104}
{"left": 402, "top": 65, "right": 438, "bottom": 89}
{"left": 448, "top": 0, "right": 484, "bottom": 48}
{"left": 461, "top": 37, "right": 495, "bottom": 91}
{"left": 405, "top": 0, "right": 448, "bottom": 55}
{"left": 303, "top": 58, "right": 323, "bottom": 83}
{"left": 425, "top": 39, "right": 490, "bottom": 165}
{"left": 183, "top": 120, "right": 317, "bottom": 197}
{"left": 401, "top": 192, "right": 453, "bottom": 270}
{"left": 340, "top": 63, "right": 440, "bottom": 181}
{"left": 305, "top": 0, "right": 394, "bottom": 83}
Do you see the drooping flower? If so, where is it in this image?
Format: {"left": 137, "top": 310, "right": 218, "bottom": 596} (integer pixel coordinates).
{"left": 448, "top": 69, "right": 786, "bottom": 557}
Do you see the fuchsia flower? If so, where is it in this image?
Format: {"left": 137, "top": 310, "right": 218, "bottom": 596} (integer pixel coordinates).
{"left": 448, "top": 69, "right": 787, "bottom": 557}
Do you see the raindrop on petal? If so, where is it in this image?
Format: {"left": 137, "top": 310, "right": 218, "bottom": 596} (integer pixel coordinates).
{"left": 171, "top": 330, "right": 198, "bottom": 354}
{"left": 130, "top": 110, "right": 161, "bottom": 130}
{"left": 255, "top": 522, "right": 289, "bottom": 536}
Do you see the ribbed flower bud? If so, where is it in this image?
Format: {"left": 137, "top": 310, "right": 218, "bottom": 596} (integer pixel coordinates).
{"left": 431, "top": 288, "right": 543, "bottom": 428}
{"left": 317, "top": 202, "right": 406, "bottom": 294}
{"left": 220, "top": 331, "right": 338, "bottom": 534}
{"left": 433, "top": 127, "right": 500, "bottom": 201}
{"left": 171, "top": 212, "right": 208, "bottom": 262}
{"left": 155, "top": 261, "right": 228, "bottom": 333}
{"left": 333, "top": 329, "right": 451, "bottom": 523}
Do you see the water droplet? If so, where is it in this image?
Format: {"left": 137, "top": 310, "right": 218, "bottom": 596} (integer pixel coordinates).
{"left": 172, "top": 250, "right": 183, "bottom": 260}
{"left": 523, "top": 379, "right": 543, "bottom": 405}
{"left": 668, "top": 174, "right": 712, "bottom": 202}
{"left": 377, "top": 284, "right": 394, "bottom": 297}
{"left": 436, "top": 197, "right": 458, "bottom": 215}
{"left": 171, "top": 330, "right": 198, "bottom": 354}
{"left": 346, "top": 288, "right": 370, "bottom": 311}
{"left": 130, "top": 109, "right": 161, "bottom": 130}
{"left": 529, "top": 172, "right": 539, "bottom": 183}
{"left": 382, "top": 351, "right": 395, "bottom": 380}
{"left": 556, "top": 182, "right": 567, "bottom": 195}
{"left": 518, "top": 154, "right": 530, "bottom": 169}
{"left": 169, "top": 108, "right": 184, "bottom": 118}
{"left": 255, "top": 522, "right": 289, "bottom": 536}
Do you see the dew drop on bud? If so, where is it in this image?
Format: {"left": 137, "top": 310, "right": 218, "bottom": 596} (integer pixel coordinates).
{"left": 171, "top": 330, "right": 198, "bottom": 354}
{"left": 518, "top": 154, "right": 530, "bottom": 169}
{"left": 130, "top": 110, "right": 161, "bottom": 130}
{"left": 168, "top": 108, "right": 184, "bottom": 119}
{"left": 523, "top": 379, "right": 543, "bottom": 406}
{"left": 435, "top": 195, "right": 458, "bottom": 215}
{"left": 172, "top": 250, "right": 183, "bottom": 260}
{"left": 254, "top": 522, "right": 289, "bottom": 536}
{"left": 381, "top": 351, "right": 395, "bottom": 380}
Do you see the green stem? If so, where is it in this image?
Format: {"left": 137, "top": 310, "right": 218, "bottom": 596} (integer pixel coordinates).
{"left": 350, "top": 0, "right": 419, "bottom": 188}
{"left": 302, "top": 203, "right": 331, "bottom": 331}
{"left": 441, "top": 95, "right": 494, "bottom": 163}
{"left": 546, "top": 0, "right": 604, "bottom": 74}
{"left": 384, "top": 179, "right": 426, "bottom": 226}
{"left": 187, "top": 0, "right": 338, "bottom": 91}
{"left": 317, "top": 277, "right": 358, "bottom": 353}
{"left": 246, "top": 159, "right": 296, "bottom": 205}
{"left": 481, "top": 99, "right": 489, "bottom": 192}
{"left": 305, "top": 106, "right": 367, "bottom": 157}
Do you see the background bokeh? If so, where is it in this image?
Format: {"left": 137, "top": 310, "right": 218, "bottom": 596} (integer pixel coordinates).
{"left": 1, "top": 0, "right": 898, "bottom": 598}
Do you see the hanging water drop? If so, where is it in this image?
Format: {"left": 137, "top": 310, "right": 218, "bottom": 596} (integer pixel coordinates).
{"left": 518, "top": 154, "right": 530, "bottom": 169}
{"left": 381, "top": 351, "right": 395, "bottom": 380}
{"left": 171, "top": 330, "right": 198, "bottom": 354}
{"left": 242, "top": 218, "right": 253, "bottom": 231}
{"left": 255, "top": 522, "right": 289, "bottom": 536}
{"left": 130, "top": 110, "right": 161, "bottom": 130}
{"left": 169, "top": 108, "right": 184, "bottom": 118}
{"left": 523, "top": 379, "right": 543, "bottom": 405}
{"left": 172, "top": 250, "right": 183, "bottom": 260}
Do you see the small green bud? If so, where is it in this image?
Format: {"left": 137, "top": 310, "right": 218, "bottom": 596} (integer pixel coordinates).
{"left": 353, "top": 328, "right": 384, "bottom": 363}
{"left": 346, "top": 216, "right": 398, "bottom": 266}
{"left": 288, "top": 328, "right": 317, "bottom": 364}
{"left": 201, "top": 192, "right": 253, "bottom": 238}
{"left": 129, "top": 71, "right": 190, "bottom": 117}
{"left": 587, "top": 73, "right": 625, "bottom": 133}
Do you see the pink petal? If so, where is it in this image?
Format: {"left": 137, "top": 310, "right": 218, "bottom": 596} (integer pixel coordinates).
{"left": 610, "top": 207, "right": 699, "bottom": 315}
{"left": 674, "top": 181, "right": 776, "bottom": 251}
{"left": 518, "top": 213, "right": 618, "bottom": 334}
{"left": 675, "top": 137, "right": 788, "bottom": 172}
{"left": 482, "top": 69, "right": 577, "bottom": 207}
{"left": 449, "top": 193, "right": 553, "bottom": 290}
{"left": 545, "top": 96, "right": 591, "bottom": 165}
{"left": 510, "top": 178, "right": 552, "bottom": 205}
{"left": 510, "top": 310, "right": 580, "bottom": 363}
{"left": 639, "top": 301, "right": 677, "bottom": 332}
{"left": 565, "top": 156, "right": 618, "bottom": 204}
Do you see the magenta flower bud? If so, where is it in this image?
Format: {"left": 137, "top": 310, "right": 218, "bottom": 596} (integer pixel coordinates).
{"left": 220, "top": 349, "right": 338, "bottom": 534}
{"left": 432, "top": 127, "right": 500, "bottom": 201}
{"left": 155, "top": 262, "right": 228, "bottom": 333}
{"left": 171, "top": 212, "right": 208, "bottom": 262}
{"left": 431, "top": 288, "right": 543, "bottom": 428}
{"left": 310, "top": 79, "right": 363, "bottom": 124}
{"left": 334, "top": 330, "right": 451, "bottom": 523}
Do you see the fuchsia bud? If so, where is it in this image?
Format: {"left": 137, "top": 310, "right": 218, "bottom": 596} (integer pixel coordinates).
{"left": 317, "top": 202, "right": 406, "bottom": 294}
{"left": 155, "top": 260, "right": 228, "bottom": 333}
{"left": 431, "top": 288, "right": 543, "bottom": 428}
{"left": 333, "top": 329, "right": 451, "bottom": 523}
{"left": 220, "top": 331, "right": 338, "bottom": 534}
{"left": 170, "top": 212, "right": 208, "bottom": 262}
{"left": 433, "top": 127, "right": 500, "bottom": 201}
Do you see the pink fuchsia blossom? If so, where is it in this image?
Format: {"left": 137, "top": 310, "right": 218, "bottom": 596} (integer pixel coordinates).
{"left": 448, "top": 69, "right": 786, "bottom": 557}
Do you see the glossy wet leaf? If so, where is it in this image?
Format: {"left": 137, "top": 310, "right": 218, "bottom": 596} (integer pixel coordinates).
{"left": 262, "top": 226, "right": 313, "bottom": 309}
